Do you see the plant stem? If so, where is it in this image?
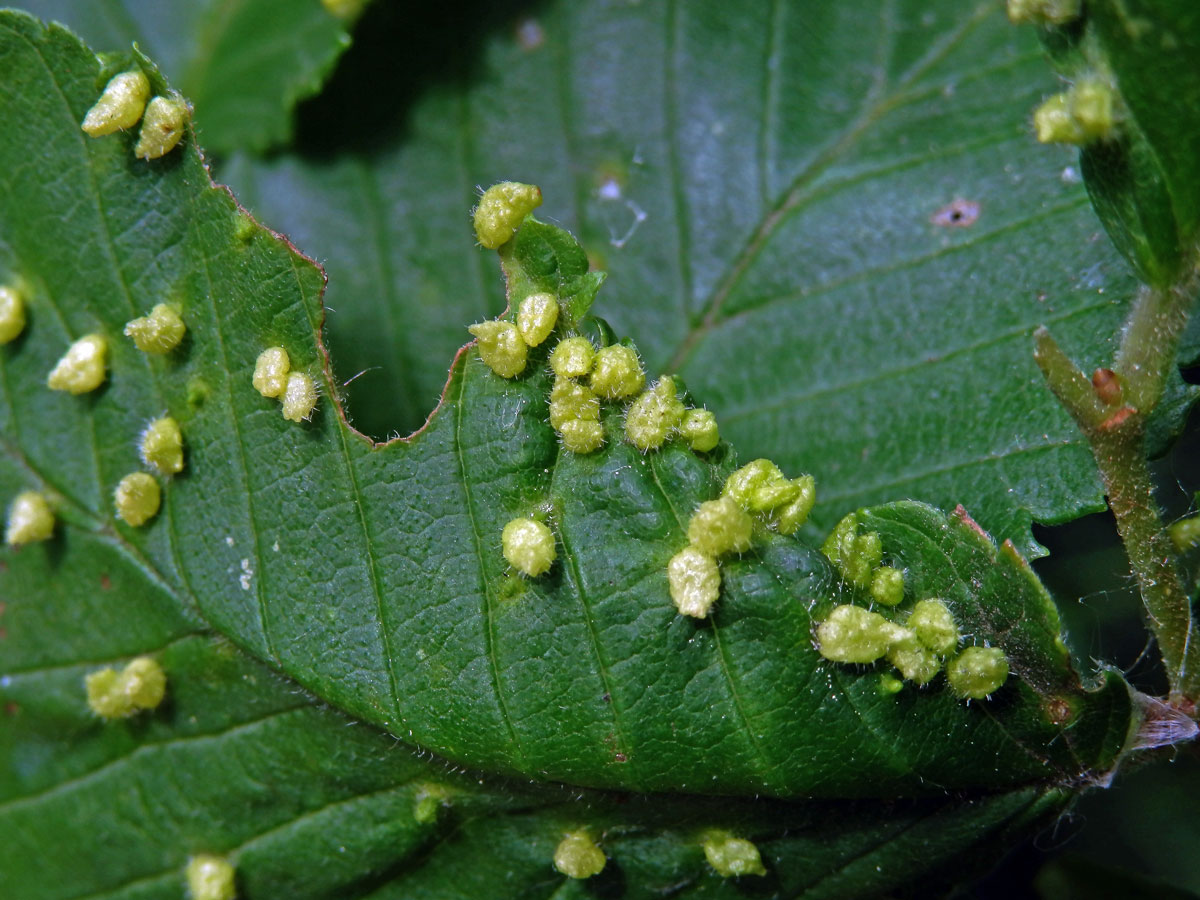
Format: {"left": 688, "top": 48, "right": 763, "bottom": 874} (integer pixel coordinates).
{"left": 1116, "top": 282, "right": 1198, "bottom": 414}
{"left": 1092, "top": 425, "right": 1198, "bottom": 703}
{"left": 1035, "top": 279, "right": 1200, "bottom": 705}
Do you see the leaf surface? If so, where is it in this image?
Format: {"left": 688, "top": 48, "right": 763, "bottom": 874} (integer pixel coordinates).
{"left": 212, "top": 0, "right": 1179, "bottom": 557}
{"left": 0, "top": 10, "right": 1134, "bottom": 799}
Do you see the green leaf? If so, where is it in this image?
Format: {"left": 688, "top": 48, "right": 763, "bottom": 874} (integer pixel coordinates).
{"left": 0, "top": 491, "right": 1073, "bottom": 898}
{"left": 1035, "top": 0, "right": 1200, "bottom": 285}
{"left": 0, "top": 9, "right": 1133, "bottom": 795}
{"left": 0, "top": 619, "right": 1070, "bottom": 899}
{"left": 1, "top": 10, "right": 1172, "bottom": 897}
{"left": 19, "top": 0, "right": 359, "bottom": 153}
{"left": 212, "top": 0, "right": 1169, "bottom": 558}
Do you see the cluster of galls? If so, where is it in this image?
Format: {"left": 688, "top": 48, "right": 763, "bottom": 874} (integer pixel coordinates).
{"left": 81, "top": 68, "right": 189, "bottom": 160}
{"left": 668, "top": 459, "right": 816, "bottom": 618}
{"left": 1006, "top": 0, "right": 1121, "bottom": 148}
{"left": 252, "top": 346, "right": 319, "bottom": 422}
{"left": 816, "top": 514, "right": 1008, "bottom": 700}
{"left": 2, "top": 285, "right": 188, "bottom": 544}
{"left": 3, "top": 59, "right": 205, "bottom": 543}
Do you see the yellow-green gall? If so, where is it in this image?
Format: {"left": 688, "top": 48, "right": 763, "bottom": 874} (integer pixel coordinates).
{"left": 1034, "top": 80, "right": 1116, "bottom": 146}
{"left": 86, "top": 656, "right": 166, "bottom": 719}
{"left": 114, "top": 472, "right": 161, "bottom": 526}
{"left": 589, "top": 344, "right": 644, "bottom": 399}
{"left": 0, "top": 285, "right": 26, "bottom": 344}
{"left": 1033, "top": 93, "right": 1075, "bottom": 143}
{"left": 870, "top": 566, "right": 904, "bottom": 606}
{"left": 502, "top": 517, "right": 556, "bottom": 577}
{"left": 679, "top": 408, "right": 719, "bottom": 453}
{"left": 412, "top": 783, "right": 450, "bottom": 824}
{"left": 946, "top": 646, "right": 1009, "bottom": 699}
{"left": 1006, "top": 0, "right": 1081, "bottom": 24}
{"left": 140, "top": 416, "right": 185, "bottom": 475}
{"left": 816, "top": 604, "right": 903, "bottom": 664}
{"left": 886, "top": 631, "right": 940, "bottom": 685}
{"left": 1170, "top": 515, "right": 1200, "bottom": 552}
{"left": 553, "top": 830, "right": 606, "bottom": 880}
{"left": 473, "top": 182, "right": 542, "bottom": 249}
{"left": 253, "top": 347, "right": 290, "bottom": 399}
{"left": 701, "top": 830, "right": 767, "bottom": 878}
{"left": 1069, "top": 80, "right": 1116, "bottom": 139}
{"left": 771, "top": 475, "right": 816, "bottom": 535}
{"left": 624, "top": 376, "right": 686, "bottom": 451}
{"left": 559, "top": 419, "right": 605, "bottom": 454}
{"left": 47, "top": 334, "right": 107, "bottom": 394}
{"left": 667, "top": 546, "right": 721, "bottom": 618}
{"left": 124, "top": 303, "right": 185, "bottom": 353}
{"left": 281, "top": 372, "right": 319, "bottom": 422}
{"left": 687, "top": 496, "right": 753, "bottom": 557}
{"left": 724, "top": 459, "right": 801, "bottom": 513}
{"left": 186, "top": 854, "right": 236, "bottom": 900}
{"left": 549, "top": 378, "right": 599, "bottom": 429}
{"left": 134, "top": 95, "right": 189, "bottom": 160}
{"left": 517, "top": 292, "right": 559, "bottom": 347}
{"left": 909, "top": 599, "right": 959, "bottom": 656}
{"left": 549, "top": 336, "right": 595, "bottom": 378}
{"left": 5, "top": 491, "right": 54, "bottom": 546}
{"left": 321, "top": 0, "right": 366, "bottom": 19}
{"left": 468, "top": 320, "right": 527, "bottom": 378}
{"left": 879, "top": 673, "right": 905, "bottom": 695}
{"left": 821, "top": 513, "right": 882, "bottom": 589}
{"left": 122, "top": 657, "right": 167, "bottom": 709}
{"left": 81, "top": 70, "right": 150, "bottom": 136}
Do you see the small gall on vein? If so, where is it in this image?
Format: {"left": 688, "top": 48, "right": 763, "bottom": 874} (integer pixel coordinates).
{"left": 502, "top": 517, "right": 556, "bottom": 577}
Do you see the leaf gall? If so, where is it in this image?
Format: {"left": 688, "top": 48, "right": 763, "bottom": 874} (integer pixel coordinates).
{"left": 502, "top": 517, "right": 556, "bottom": 577}
{"left": 687, "top": 496, "right": 753, "bottom": 557}
{"left": 0, "top": 284, "right": 26, "bottom": 344}
{"left": 253, "top": 347, "right": 290, "bottom": 398}
{"left": 85, "top": 656, "right": 166, "bottom": 719}
{"left": 5, "top": 491, "right": 54, "bottom": 545}
{"left": 281, "top": 372, "right": 318, "bottom": 422}
{"left": 516, "top": 292, "right": 559, "bottom": 347}
{"left": 125, "top": 303, "right": 185, "bottom": 353}
{"left": 701, "top": 830, "right": 767, "bottom": 878}
{"left": 549, "top": 336, "right": 595, "bottom": 378}
{"left": 81, "top": 70, "right": 149, "bottom": 137}
{"left": 186, "top": 855, "right": 236, "bottom": 900}
{"left": 473, "top": 182, "right": 542, "bottom": 249}
{"left": 47, "top": 334, "right": 107, "bottom": 394}
{"left": 589, "top": 344, "right": 644, "bottom": 399}
{"left": 678, "top": 408, "right": 719, "bottom": 453}
{"left": 140, "top": 416, "right": 185, "bottom": 475}
{"left": 946, "top": 646, "right": 1009, "bottom": 699}
{"left": 134, "top": 95, "right": 189, "bottom": 160}
{"left": 667, "top": 546, "right": 721, "bottom": 618}
{"left": 114, "top": 472, "right": 161, "bottom": 526}
{"left": 468, "top": 320, "right": 528, "bottom": 378}
{"left": 815, "top": 604, "right": 903, "bottom": 664}
{"left": 553, "top": 830, "right": 606, "bottom": 880}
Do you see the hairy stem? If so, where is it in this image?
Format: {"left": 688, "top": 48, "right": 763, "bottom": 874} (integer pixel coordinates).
{"left": 1092, "top": 426, "right": 1198, "bottom": 702}
{"left": 1035, "top": 279, "right": 1200, "bottom": 705}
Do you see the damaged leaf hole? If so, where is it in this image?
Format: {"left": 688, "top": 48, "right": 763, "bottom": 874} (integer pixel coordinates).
{"left": 930, "top": 198, "right": 980, "bottom": 228}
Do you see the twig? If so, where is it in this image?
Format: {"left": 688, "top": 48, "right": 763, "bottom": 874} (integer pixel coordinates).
{"left": 1034, "top": 274, "right": 1200, "bottom": 705}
